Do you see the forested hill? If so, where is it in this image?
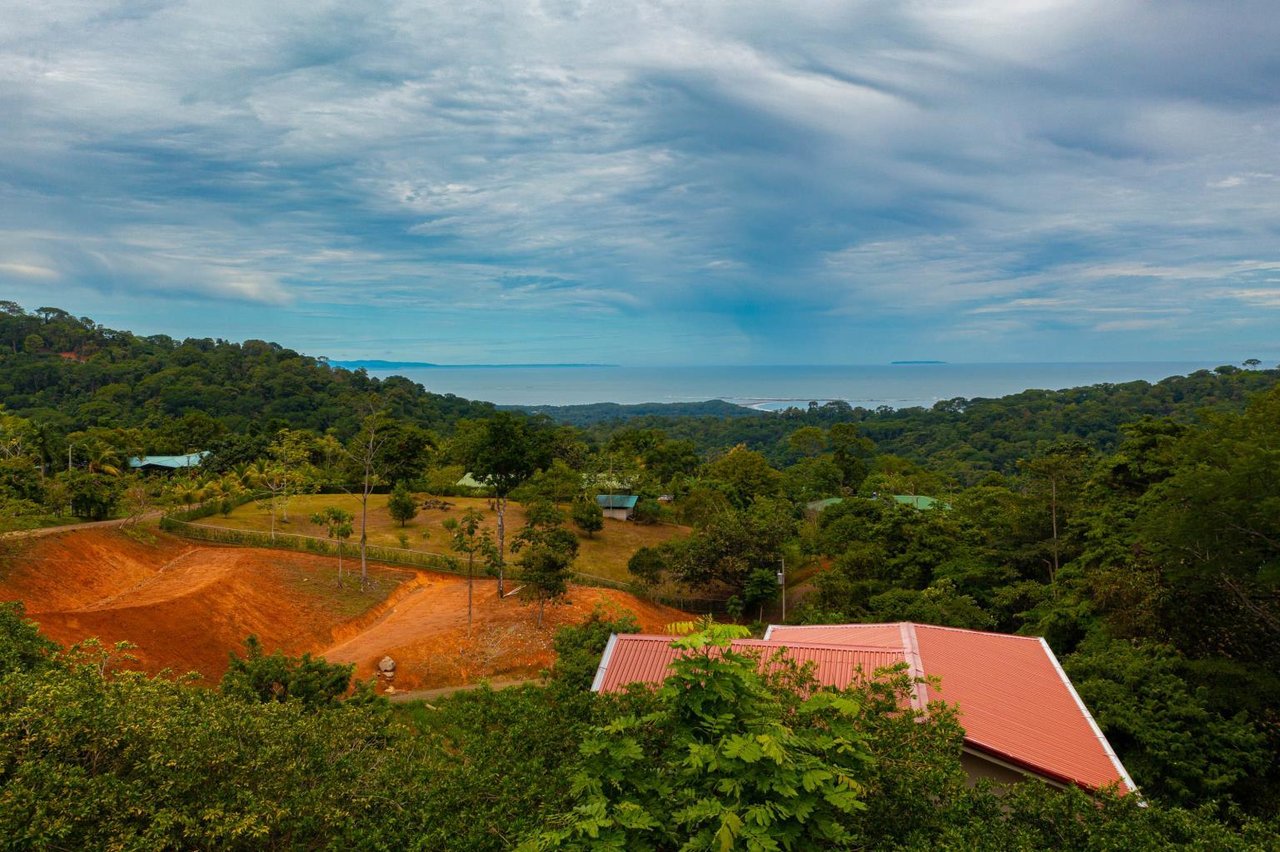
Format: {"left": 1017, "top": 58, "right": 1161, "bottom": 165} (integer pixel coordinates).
{"left": 0, "top": 304, "right": 495, "bottom": 438}
{"left": 4, "top": 302, "right": 1278, "bottom": 481}
{"left": 582, "top": 366, "right": 1280, "bottom": 479}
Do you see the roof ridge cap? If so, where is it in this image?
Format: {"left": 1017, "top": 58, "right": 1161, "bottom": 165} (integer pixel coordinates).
{"left": 754, "top": 639, "right": 909, "bottom": 651}
{"left": 899, "top": 622, "right": 928, "bottom": 709}
{"left": 911, "top": 623, "right": 1044, "bottom": 641}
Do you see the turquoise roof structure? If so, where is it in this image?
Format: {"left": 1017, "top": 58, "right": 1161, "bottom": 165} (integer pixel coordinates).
{"left": 892, "top": 494, "right": 945, "bottom": 510}
{"left": 128, "top": 451, "right": 209, "bottom": 470}
{"left": 806, "top": 497, "right": 845, "bottom": 513}
{"left": 596, "top": 494, "right": 638, "bottom": 510}
{"left": 805, "top": 494, "right": 949, "bottom": 513}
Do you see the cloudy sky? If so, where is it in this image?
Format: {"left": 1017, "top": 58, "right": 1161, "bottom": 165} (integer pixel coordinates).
{"left": 2, "top": 0, "right": 1278, "bottom": 365}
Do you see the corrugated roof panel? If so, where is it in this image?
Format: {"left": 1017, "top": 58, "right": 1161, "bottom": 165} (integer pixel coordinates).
{"left": 594, "top": 635, "right": 906, "bottom": 695}
{"left": 128, "top": 451, "right": 208, "bottom": 469}
{"left": 740, "top": 623, "right": 1134, "bottom": 794}
{"left": 766, "top": 623, "right": 908, "bottom": 649}
{"left": 912, "top": 625, "right": 1134, "bottom": 794}
{"left": 596, "top": 494, "right": 638, "bottom": 509}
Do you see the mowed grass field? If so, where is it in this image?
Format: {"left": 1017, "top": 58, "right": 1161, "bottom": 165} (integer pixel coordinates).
{"left": 202, "top": 493, "right": 688, "bottom": 583}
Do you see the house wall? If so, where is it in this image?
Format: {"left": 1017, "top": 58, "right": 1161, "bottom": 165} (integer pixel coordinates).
{"left": 602, "top": 508, "right": 631, "bottom": 521}
{"left": 960, "top": 750, "right": 1041, "bottom": 788}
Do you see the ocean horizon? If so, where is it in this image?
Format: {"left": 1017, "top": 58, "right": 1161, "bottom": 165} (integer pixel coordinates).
{"left": 362, "top": 361, "right": 1230, "bottom": 409}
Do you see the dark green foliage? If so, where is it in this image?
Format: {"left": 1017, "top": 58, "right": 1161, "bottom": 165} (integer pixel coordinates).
{"left": 63, "top": 469, "right": 123, "bottom": 520}
{"left": 466, "top": 411, "right": 550, "bottom": 498}
{"left": 0, "top": 641, "right": 401, "bottom": 849}
{"left": 865, "top": 581, "right": 995, "bottom": 630}
{"left": 627, "top": 546, "right": 666, "bottom": 587}
{"left": 387, "top": 482, "right": 418, "bottom": 526}
{"left": 374, "top": 420, "right": 435, "bottom": 486}
{"left": 575, "top": 369, "right": 1280, "bottom": 483}
{"left": 220, "top": 635, "right": 355, "bottom": 711}
{"left": 829, "top": 422, "right": 873, "bottom": 490}
{"left": 571, "top": 498, "right": 604, "bottom": 537}
{"left": 0, "top": 602, "right": 58, "bottom": 677}
{"left": 662, "top": 497, "right": 793, "bottom": 599}
{"left": 0, "top": 305, "right": 495, "bottom": 441}
{"left": 399, "top": 684, "right": 598, "bottom": 850}
{"left": 781, "top": 455, "right": 844, "bottom": 502}
{"left": 742, "top": 566, "right": 779, "bottom": 622}
{"left": 701, "top": 444, "right": 782, "bottom": 507}
{"left": 550, "top": 608, "right": 641, "bottom": 692}
{"left": 916, "top": 781, "right": 1278, "bottom": 851}
{"left": 1, "top": 609, "right": 1274, "bottom": 846}
{"left": 1132, "top": 387, "right": 1280, "bottom": 666}
{"left": 526, "top": 624, "right": 875, "bottom": 850}
{"left": 1064, "top": 638, "right": 1268, "bottom": 807}
{"left": 810, "top": 497, "right": 978, "bottom": 621}
{"left": 513, "top": 500, "right": 579, "bottom": 624}
{"left": 632, "top": 497, "right": 662, "bottom": 525}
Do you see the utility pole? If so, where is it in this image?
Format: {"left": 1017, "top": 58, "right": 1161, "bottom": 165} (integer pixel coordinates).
{"left": 777, "top": 557, "right": 786, "bottom": 623}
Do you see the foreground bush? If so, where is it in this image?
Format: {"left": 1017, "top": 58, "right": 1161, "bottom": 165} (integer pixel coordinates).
{"left": 0, "top": 610, "right": 1274, "bottom": 850}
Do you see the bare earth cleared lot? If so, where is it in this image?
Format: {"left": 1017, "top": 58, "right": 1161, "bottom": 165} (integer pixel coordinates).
{"left": 0, "top": 527, "right": 689, "bottom": 690}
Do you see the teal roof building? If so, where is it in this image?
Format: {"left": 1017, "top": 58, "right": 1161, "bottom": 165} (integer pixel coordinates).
{"left": 128, "top": 451, "right": 209, "bottom": 471}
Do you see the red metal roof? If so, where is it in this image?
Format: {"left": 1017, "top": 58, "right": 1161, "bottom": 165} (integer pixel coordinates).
{"left": 595, "top": 623, "right": 1136, "bottom": 795}
{"left": 592, "top": 635, "right": 905, "bottom": 695}
{"left": 766, "top": 624, "right": 1136, "bottom": 794}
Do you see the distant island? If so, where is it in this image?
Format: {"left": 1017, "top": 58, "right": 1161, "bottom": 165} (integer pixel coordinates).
{"left": 328, "top": 359, "right": 617, "bottom": 369}
{"left": 891, "top": 360, "right": 947, "bottom": 365}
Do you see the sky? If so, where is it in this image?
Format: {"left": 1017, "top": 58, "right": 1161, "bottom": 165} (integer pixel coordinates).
{"left": 1, "top": 0, "right": 1278, "bottom": 366}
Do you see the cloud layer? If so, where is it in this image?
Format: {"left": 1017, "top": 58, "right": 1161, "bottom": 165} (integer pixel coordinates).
{"left": 2, "top": 0, "right": 1278, "bottom": 363}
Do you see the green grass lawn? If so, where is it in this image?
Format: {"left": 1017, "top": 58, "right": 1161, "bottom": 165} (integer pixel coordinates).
{"left": 198, "top": 491, "right": 686, "bottom": 583}
{"left": 202, "top": 494, "right": 688, "bottom": 584}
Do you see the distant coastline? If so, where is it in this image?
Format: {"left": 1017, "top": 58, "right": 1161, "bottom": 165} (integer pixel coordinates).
{"left": 358, "top": 361, "right": 1223, "bottom": 409}
{"left": 891, "top": 360, "right": 947, "bottom": 365}
{"left": 329, "top": 359, "right": 618, "bottom": 370}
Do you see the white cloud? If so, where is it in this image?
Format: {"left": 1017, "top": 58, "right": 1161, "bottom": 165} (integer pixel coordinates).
{"left": 0, "top": 262, "right": 59, "bottom": 280}
{"left": 0, "top": 1, "right": 1278, "bottom": 359}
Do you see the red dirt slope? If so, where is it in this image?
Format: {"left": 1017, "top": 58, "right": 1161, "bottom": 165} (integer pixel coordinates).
{"left": 0, "top": 529, "right": 412, "bottom": 682}
{"left": 322, "top": 578, "right": 691, "bottom": 690}
{"left": 1, "top": 528, "right": 691, "bottom": 691}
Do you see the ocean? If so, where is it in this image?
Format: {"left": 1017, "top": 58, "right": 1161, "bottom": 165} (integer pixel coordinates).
{"left": 364, "top": 362, "right": 1226, "bottom": 410}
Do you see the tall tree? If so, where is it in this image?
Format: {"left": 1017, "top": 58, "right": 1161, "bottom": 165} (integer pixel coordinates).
{"left": 1019, "top": 439, "right": 1093, "bottom": 584}
{"left": 267, "top": 429, "right": 316, "bottom": 523}
{"left": 311, "top": 507, "right": 354, "bottom": 586}
{"left": 346, "top": 409, "right": 393, "bottom": 590}
{"left": 468, "top": 412, "right": 546, "bottom": 597}
{"left": 443, "top": 507, "right": 492, "bottom": 636}
{"left": 511, "top": 501, "right": 578, "bottom": 626}
{"left": 829, "top": 422, "right": 874, "bottom": 490}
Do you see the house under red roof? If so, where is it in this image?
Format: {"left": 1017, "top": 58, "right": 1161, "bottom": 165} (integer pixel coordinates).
{"left": 591, "top": 622, "right": 1137, "bottom": 796}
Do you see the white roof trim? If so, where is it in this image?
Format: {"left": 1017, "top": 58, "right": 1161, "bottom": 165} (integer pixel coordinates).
{"left": 590, "top": 633, "right": 620, "bottom": 693}
{"left": 1037, "top": 637, "right": 1141, "bottom": 797}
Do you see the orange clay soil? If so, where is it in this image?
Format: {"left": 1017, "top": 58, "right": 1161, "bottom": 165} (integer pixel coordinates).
{"left": 321, "top": 578, "right": 690, "bottom": 690}
{"left": 0, "top": 528, "right": 689, "bottom": 690}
